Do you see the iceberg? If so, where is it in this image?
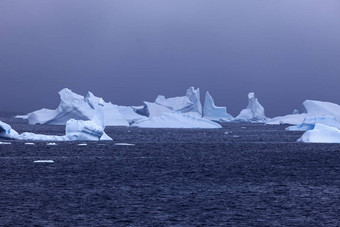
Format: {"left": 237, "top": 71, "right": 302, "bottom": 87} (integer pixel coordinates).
{"left": 154, "top": 87, "right": 202, "bottom": 116}
{"left": 298, "top": 124, "right": 340, "bottom": 143}
{"left": 27, "top": 88, "right": 138, "bottom": 126}
{"left": 268, "top": 100, "right": 340, "bottom": 125}
{"left": 286, "top": 116, "right": 340, "bottom": 131}
{"left": 141, "top": 101, "right": 173, "bottom": 118}
{"left": 203, "top": 91, "right": 234, "bottom": 122}
{"left": 132, "top": 112, "right": 222, "bottom": 128}
{"left": 0, "top": 119, "right": 112, "bottom": 141}
{"left": 234, "top": 92, "right": 268, "bottom": 122}
{"left": 1, "top": 101, "right": 112, "bottom": 141}
{"left": 0, "top": 121, "right": 19, "bottom": 139}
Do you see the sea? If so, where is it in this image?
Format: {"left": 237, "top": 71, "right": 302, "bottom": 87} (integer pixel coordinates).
{"left": 1, "top": 112, "right": 340, "bottom": 226}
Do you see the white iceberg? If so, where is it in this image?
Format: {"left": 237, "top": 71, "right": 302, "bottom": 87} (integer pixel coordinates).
{"left": 286, "top": 116, "right": 340, "bottom": 131}
{"left": 154, "top": 87, "right": 202, "bottom": 116}
{"left": 268, "top": 100, "right": 340, "bottom": 125}
{"left": 142, "top": 101, "right": 173, "bottom": 118}
{"left": 16, "top": 119, "right": 112, "bottom": 141}
{"left": 0, "top": 121, "right": 19, "bottom": 139}
{"left": 203, "top": 91, "right": 234, "bottom": 122}
{"left": 132, "top": 112, "right": 221, "bottom": 128}
{"left": 234, "top": 92, "right": 268, "bottom": 123}
{"left": 27, "top": 88, "right": 140, "bottom": 126}
{"left": 298, "top": 123, "right": 340, "bottom": 143}
{"left": 1, "top": 102, "right": 112, "bottom": 141}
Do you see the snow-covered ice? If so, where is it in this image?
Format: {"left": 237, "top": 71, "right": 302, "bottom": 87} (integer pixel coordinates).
{"left": 115, "top": 143, "right": 135, "bottom": 146}
{"left": 286, "top": 116, "right": 340, "bottom": 131}
{"left": 34, "top": 160, "right": 54, "bottom": 163}
{"left": 132, "top": 112, "right": 221, "bottom": 128}
{"left": 27, "top": 88, "right": 138, "bottom": 126}
{"left": 298, "top": 123, "right": 340, "bottom": 143}
{"left": 203, "top": 91, "right": 233, "bottom": 122}
{"left": 153, "top": 87, "right": 202, "bottom": 116}
{"left": 0, "top": 121, "right": 19, "bottom": 139}
{"left": 234, "top": 92, "right": 268, "bottom": 123}
{"left": 268, "top": 100, "right": 340, "bottom": 125}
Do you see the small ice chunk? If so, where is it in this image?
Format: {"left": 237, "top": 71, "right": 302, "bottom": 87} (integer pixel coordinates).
{"left": 233, "top": 135, "right": 240, "bottom": 138}
{"left": 0, "top": 142, "right": 11, "bottom": 145}
{"left": 78, "top": 143, "right": 87, "bottom": 146}
{"left": 25, "top": 142, "right": 35, "bottom": 145}
{"left": 115, "top": 143, "right": 135, "bottom": 146}
{"left": 46, "top": 142, "right": 57, "bottom": 146}
{"left": 34, "top": 160, "right": 54, "bottom": 163}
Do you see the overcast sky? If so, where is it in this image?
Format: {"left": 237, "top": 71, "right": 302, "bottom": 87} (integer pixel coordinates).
{"left": 1, "top": 0, "right": 339, "bottom": 117}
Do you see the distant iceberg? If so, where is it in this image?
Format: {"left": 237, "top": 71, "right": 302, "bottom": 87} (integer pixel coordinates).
{"left": 132, "top": 112, "right": 221, "bottom": 128}
{"left": 1, "top": 100, "right": 112, "bottom": 141}
{"left": 298, "top": 123, "right": 340, "bottom": 143}
{"left": 268, "top": 100, "right": 340, "bottom": 125}
{"left": 286, "top": 116, "right": 340, "bottom": 131}
{"left": 27, "top": 88, "right": 145, "bottom": 126}
{"left": 203, "top": 91, "right": 233, "bottom": 122}
{"left": 154, "top": 87, "right": 202, "bottom": 116}
{"left": 234, "top": 92, "right": 268, "bottom": 123}
{"left": 0, "top": 119, "right": 112, "bottom": 141}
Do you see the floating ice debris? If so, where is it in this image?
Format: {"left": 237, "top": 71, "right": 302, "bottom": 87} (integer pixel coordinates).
{"left": 224, "top": 131, "right": 232, "bottom": 135}
{"left": 34, "top": 160, "right": 54, "bottom": 163}
{"left": 233, "top": 135, "right": 240, "bottom": 138}
{"left": 46, "top": 142, "right": 57, "bottom": 146}
{"left": 78, "top": 143, "right": 87, "bottom": 146}
{"left": 0, "top": 142, "right": 11, "bottom": 145}
{"left": 241, "top": 127, "right": 247, "bottom": 129}
{"left": 25, "top": 142, "right": 35, "bottom": 145}
{"left": 15, "top": 114, "right": 28, "bottom": 119}
{"left": 115, "top": 143, "right": 135, "bottom": 146}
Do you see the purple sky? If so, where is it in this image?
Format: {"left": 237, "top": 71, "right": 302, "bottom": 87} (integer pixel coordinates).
{"left": 1, "top": 0, "right": 339, "bottom": 117}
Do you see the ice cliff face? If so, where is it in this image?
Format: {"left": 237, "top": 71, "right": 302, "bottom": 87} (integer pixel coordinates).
{"left": 203, "top": 91, "right": 233, "bottom": 122}
{"left": 298, "top": 123, "right": 340, "bottom": 143}
{"left": 234, "top": 92, "right": 267, "bottom": 122}
{"left": 0, "top": 121, "right": 19, "bottom": 139}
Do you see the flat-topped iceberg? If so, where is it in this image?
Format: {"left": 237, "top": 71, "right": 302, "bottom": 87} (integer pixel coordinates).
{"left": 203, "top": 91, "right": 233, "bottom": 122}
{"left": 27, "top": 88, "right": 145, "bottom": 126}
{"left": 298, "top": 123, "right": 340, "bottom": 143}
{"left": 132, "top": 112, "right": 221, "bottom": 128}
{"left": 268, "top": 100, "right": 340, "bottom": 125}
{"left": 234, "top": 92, "right": 268, "bottom": 123}
{"left": 286, "top": 116, "right": 340, "bottom": 131}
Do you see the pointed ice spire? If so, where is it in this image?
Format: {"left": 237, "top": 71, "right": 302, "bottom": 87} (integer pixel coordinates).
{"left": 234, "top": 92, "right": 267, "bottom": 122}
{"left": 203, "top": 91, "right": 233, "bottom": 122}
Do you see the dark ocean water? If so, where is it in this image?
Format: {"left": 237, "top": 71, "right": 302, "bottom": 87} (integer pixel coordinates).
{"left": 1, "top": 112, "right": 340, "bottom": 226}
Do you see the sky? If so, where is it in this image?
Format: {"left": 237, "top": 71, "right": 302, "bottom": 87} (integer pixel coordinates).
{"left": 0, "top": 0, "right": 339, "bottom": 117}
